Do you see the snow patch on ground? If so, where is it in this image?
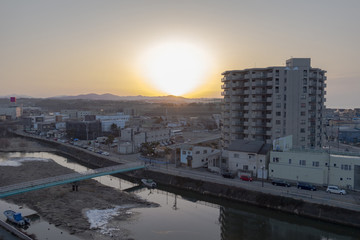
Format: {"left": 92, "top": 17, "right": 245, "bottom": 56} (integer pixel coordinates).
{"left": 0, "top": 157, "right": 51, "bottom": 167}
{"left": 85, "top": 204, "right": 136, "bottom": 236}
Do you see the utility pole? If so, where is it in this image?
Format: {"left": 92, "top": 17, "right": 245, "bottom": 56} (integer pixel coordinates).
{"left": 262, "top": 166, "right": 264, "bottom": 187}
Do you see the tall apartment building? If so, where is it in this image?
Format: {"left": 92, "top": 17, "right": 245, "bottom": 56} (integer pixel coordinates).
{"left": 221, "top": 58, "right": 326, "bottom": 149}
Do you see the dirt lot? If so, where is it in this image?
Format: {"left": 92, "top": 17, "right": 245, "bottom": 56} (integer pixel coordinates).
{"left": 0, "top": 157, "right": 155, "bottom": 240}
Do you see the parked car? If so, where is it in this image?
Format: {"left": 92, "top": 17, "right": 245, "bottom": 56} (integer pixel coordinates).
{"left": 240, "top": 175, "right": 253, "bottom": 182}
{"left": 297, "top": 182, "right": 316, "bottom": 191}
{"left": 272, "top": 179, "right": 291, "bottom": 187}
{"left": 222, "top": 171, "right": 235, "bottom": 179}
{"left": 326, "top": 186, "right": 346, "bottom": 195}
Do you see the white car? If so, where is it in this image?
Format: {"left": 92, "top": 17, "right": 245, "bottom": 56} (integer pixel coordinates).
{"left": 326, "top": 186, "right": 346, "bottom": 195}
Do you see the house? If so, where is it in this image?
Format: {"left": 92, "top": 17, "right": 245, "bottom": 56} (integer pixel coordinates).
{"left": 226, "top": 140, "right": 271, "bottom": 178}
{"left": 180, "top": 145, "right": 220, "bottom": 168}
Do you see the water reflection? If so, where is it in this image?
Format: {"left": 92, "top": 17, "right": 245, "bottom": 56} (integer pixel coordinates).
{"left": 1, "top": 152, "right": 360, "bottom": 240}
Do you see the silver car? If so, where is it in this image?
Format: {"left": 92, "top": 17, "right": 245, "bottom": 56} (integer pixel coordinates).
{"left": 326, "top": 186, "right": 346, "bottom": 195}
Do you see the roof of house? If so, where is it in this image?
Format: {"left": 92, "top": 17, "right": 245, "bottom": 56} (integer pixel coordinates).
{"left": 228, "top": 140, "right": 272, "bottom": 155}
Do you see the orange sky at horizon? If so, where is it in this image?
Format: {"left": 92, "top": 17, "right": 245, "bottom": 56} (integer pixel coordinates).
{"left": 1, "top": 1, "right": 360, "bottom": 107}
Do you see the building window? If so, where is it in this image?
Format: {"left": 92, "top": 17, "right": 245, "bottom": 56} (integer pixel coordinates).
{"left": 289, "top": 159, "right": 292, "bottom": 164}
{"left": 341, "top": 164, "right": 352, "bottom": 170}
{"left": 301, "top": 137, "right": 305, "bottom": 141}
{"left": 243, "top": 165, "right": 249, "bottom": 170}
{"left": 275, "top": 70, "right": 279, "bottom": 77}
{"left": 272, "top": 157, "right": 279, "bottom": 163}
{"left": 275, "top": 87, "right": 279, "bottom": 93}
{"left": 312, "top": 161, "right": 319, "bottom": 167}
{"left": 276, "top": 112, "right": 281, "bottom": 116}
{"left": 301, "top": 120, "right": 306, "bottom": 125}
{"left": 299, "top": 160, "right": 306, "bottom": 166}
{"left": 196, "top": 151, "right": 200, "bottom": 154}
{"left": 276, "top": 120, "right": 281, "bottom": 125}
{"left": 203, "top": 150, "right": 207, "bottom": 154}
{"left": 234, "top": 153, "right": 239, "bottom": 158}
{"left": 303, "top": 78, "right": 307, "bottom": 85}
{"left": 300, "top": 128, "right": 305, "bottom": 133}
{"left": 303, "top": 70, "right": 308, "bottom": 77}
{"left": 301, "top": 103, "right": 306, "bottom": 108}
{"left": 300, "top": 111, "right": 305, "bottom": 116}
{"left": 275, "top": 78, "right": 279, "bottom": 85}
{"left": 303, "top": 86, "right": 307, "bottom": 93}
{"left": 276, "top": 103, "right": 281, "bottom": 108}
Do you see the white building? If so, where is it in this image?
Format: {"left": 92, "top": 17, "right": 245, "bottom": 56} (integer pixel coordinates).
{"left": 120, "top": 128, "right": 172, "bottom": 153}
{"left": 180, "top": 145, "right": 220, "bottom": 168}
{"left": 269, "top": 149, "right": 360, "bottom": 190}
{"left": 96, "top": 113, "right": 130, "bottom": 132}
{"left": 227, "top": 140, "right": 271, "bottom": 178}
{"left": 221, "top": 58, "right": 327, "bottom": 149}
{"left": 0, "top": 107, "right": 21, "bottom": 119}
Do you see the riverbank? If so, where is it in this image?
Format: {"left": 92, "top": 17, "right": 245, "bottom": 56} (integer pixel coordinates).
{"left": 5, "top": 133, "right": 360, "bottom": 229}
{"left": 0, "top": 157, "right": 157, "bottom": 240}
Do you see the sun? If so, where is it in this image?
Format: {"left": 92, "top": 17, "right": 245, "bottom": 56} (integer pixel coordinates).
{"left": 139, "top": 41, "right": 212, "bottom": 96}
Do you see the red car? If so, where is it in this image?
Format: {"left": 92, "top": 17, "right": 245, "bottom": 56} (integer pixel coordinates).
{"left": 240, "top": 175, "right": 253, "bottom": 182}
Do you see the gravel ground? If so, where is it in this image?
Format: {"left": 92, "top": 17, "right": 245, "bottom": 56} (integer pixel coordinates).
{"left": 0, "top": 155, "right": 155, "bottom": 240}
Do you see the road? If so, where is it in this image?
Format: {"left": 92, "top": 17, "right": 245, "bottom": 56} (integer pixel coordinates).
{"left": 147, "top": 162, "right": 360, "bottom": 212}
{"left": 12, "top": 130, "right": 360, "bottom": 213}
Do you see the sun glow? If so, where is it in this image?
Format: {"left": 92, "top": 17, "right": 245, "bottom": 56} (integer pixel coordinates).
{"left": 139, "top": 41, "right": 212, "bottom": 96}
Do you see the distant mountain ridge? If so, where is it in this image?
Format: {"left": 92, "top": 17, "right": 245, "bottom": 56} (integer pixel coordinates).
{"left": 50, "top": 93, "right": 220, "bottom": 103}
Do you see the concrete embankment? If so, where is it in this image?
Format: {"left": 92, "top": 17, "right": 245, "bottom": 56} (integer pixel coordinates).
{"left": 127, "top": 169, "right": 360, "bottom": 228}
{"left": 11, "top": 133, "right": 360, "bottom": 228}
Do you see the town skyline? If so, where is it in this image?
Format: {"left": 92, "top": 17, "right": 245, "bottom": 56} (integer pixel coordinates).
{"left": 1, "top": 0, "right": 360, "bottom": 108}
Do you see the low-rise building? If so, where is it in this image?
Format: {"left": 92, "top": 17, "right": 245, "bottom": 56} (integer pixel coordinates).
{"left": 180, "top": 145, "right": 220, "bottom": 168}
{"left": 0, "top": 107, "right": 21, "bottom": 119}
{"left": 119, "top": 128, "right": 172, "bottom": 153}
{"left": 66, "top": 120, "right": 102, "bottom": 140}
{"left": 269, "top": 149, "right": 360, "bottom": 190}
{"left": 226, "top": 140, "right": 271, "bottom": 178}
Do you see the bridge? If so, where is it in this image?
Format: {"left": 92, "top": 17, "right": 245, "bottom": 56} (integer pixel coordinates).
{"left": 0, "top": 162, "right": 145, "bottom": 198}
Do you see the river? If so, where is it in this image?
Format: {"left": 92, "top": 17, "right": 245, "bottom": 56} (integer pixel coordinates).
{"left": 0, "top": 152, "right": 359, "bottom": 240}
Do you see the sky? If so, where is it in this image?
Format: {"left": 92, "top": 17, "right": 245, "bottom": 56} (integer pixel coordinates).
{"left": 0, "top": 0, "right": 360, "bottom": 108}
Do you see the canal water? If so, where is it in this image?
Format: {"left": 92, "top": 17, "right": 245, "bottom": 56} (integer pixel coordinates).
{"left": 0, "top": 152, "right": 360, "bottom": 240}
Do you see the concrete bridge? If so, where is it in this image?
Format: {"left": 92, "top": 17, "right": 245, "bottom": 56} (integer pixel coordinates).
{"left": 0, "top": 162, "right": 145, "bottom": 198}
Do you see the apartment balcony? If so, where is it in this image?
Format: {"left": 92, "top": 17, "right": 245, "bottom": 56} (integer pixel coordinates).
{"left": 266, "top": 130, "right": 272, "bottom": 135}
{"left": 266, "top": 122, "right": 272, "bottom": 128}
{"left": 244, "top": 113, "right": 250, "bottom": 118}
{"left": 253, "top": 106, "right": 266, "bottom": 111}
{"left": 267, "top": 81, "right": 273, "bottom": 86}
{"left": 244, "top": 98, "right": 250, "bottom": 102}
{"left": 244, "top": 90, "right": 250, "bottom": 95}
{"left": 244, "top": 106, "right": 250, "bottom": 111}
{"left": 232, "top": 121, "right": 243, "bottom": 126}
{"left": 253, "top": 90, "right": 267, "bottom": 95}
{"left": 266, "top": 105, "right": 272, "bottom": 111}
{"left": 253, "top": 114, "right": 266, "bottom": 119}
{"left": 266, "top": 89, "right": 273, "bottom": 94}
{"left": 231, "top": 97, "right": 242, "bottom": 103}
{"left": 267, "top": 73, "right": 273, "bottom": 78}
{"left": 266, "top": 114, "right": 272, "bottom": 118}
{"left": 221, "top": 91, "right": 229, "bottom": 96}
{"left": 254, "top": 130, "right": 266, "bottom": 135}
{"left": 221, "top": 77, "right": 229, "bottom": 82}
{"left": 244, "top": 82, "right": 250, "bottom": 87}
